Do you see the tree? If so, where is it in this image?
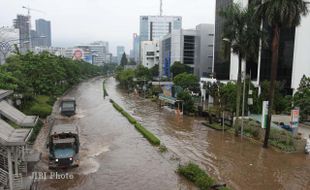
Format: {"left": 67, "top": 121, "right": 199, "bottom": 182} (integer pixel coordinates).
{"left": 170, "top": 62, "right": 192, "bottom": 78}
{"left": 150, "top": 64, "right": 159, "bottom": 77}
{"left": 255, "top": 0, "right": 308, "bottom": 148}
{"left": 220, "top": 3, "right": 264, "bottom": 136}
{"left": 173, "top": 73, "right": 199, "bottom": 91}
{"left": 134, "top": 64, "right": 151, "bottom": 81}
{"left": 120, "top": 53, "right": 128, "bottom": 67}
{"left": 294, "top": 75, "right": 310, "bottom": 121}
{"left": 177, "top": 90, "right": 194, "bottom": 113}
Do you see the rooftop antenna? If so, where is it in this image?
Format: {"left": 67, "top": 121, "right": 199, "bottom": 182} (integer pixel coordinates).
{"left": 160, "top": 0, "right": 163, "bottom": 16}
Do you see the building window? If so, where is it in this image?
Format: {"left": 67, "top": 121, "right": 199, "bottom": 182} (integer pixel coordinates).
{"left": 209, "top": 34, "right": 214, "bottom": 36}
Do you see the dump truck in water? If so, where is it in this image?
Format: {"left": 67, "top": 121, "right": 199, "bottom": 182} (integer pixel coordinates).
{"left": 47, "top": 124, "right": 80, "bottom": 169}
{"left": 60, "top": 97, "right": 76, "bottom": 117}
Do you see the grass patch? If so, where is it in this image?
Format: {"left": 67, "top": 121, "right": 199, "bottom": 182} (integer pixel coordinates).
{"left": 110, "top": 99, "right": 161, "bottom": 146}
{"left": 25, "top": 95, "right": 53, "bottom": 118}
{"left": 178, "top": 163, "right": 215, "bottom": 190}
{"left": 269, "top": 128, "right": 296, "bottom": 152}
{"left": 202, "top": 122, "right": 228, "bottom": 131}
{"left": 159, "top": 144, "right": 168, "bottom": 153}
{"left": 121, "top": 110, "right": 137, "bottom": 124}
{"left": 134, "top": 123, "right": 160, "bottom": 146}
{"left": 103, "top": 80, "right": 109, "bottom": 97}
{"left": 112, "top": 102, "right": 123, "bottom": 112}
{"left": 28, "top": 120, "right": 44, "bottom": 144}
{"left": 178, "top": 162, "right": 230, "bottom": 190}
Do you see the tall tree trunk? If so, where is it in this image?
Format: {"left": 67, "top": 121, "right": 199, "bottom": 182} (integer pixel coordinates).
{"left": 263, "top": 25, "right": 280, "bottom": 148}
{"left": 235, "top": 53, "right": 242, "bottom": 136}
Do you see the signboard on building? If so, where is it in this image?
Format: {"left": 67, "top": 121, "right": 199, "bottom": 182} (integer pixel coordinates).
{"left": 261, "top": 101, "right": 269, "bottom": 129}
{"left": 290, "top": 108, "right": 300, "bottom": 128}
{"left": 162, "top": 85, "right": 172, "bottom": 97}
{"left": 72, "top": 49, "right": 84, "bottom": 60}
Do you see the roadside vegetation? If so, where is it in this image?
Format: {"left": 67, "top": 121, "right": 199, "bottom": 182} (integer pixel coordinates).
{"left": 178, "top": 162, "right": 230, "bottom": 190}
{"left": 110, "top": 99, "right": 160, "bottom": 146}
{"left": 0, "top": 51, "right": 116, "bottom": 143}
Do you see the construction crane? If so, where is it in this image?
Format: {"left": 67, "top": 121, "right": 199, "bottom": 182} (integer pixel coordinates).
{"left": 22, "top": 6, "right": 45, "bottom": 17}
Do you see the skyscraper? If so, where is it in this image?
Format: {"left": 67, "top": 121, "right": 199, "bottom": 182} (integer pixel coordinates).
{"left": 213, "top": 0, "right": 232, "bottom": 80}
{"left": 117, "top": 46, "right": 125, "bottom": 64}
{"left": 139, "top": 16, "right": 182, "bottom": 42}
{"left": 35, "top": 19, "right": 51, "bottom": 47}
{"left": 13, "top": 15, "right": 30, "bottom": 52}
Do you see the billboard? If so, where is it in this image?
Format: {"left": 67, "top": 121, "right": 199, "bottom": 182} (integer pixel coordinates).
{"left": 261, "top": 101, "right": 268, "bottom": 128}
{"left": 290, "top": 108, "right": 300, "bottom": 128}
{"left": 72, "top": 49, "right": 84, "bottom": 60}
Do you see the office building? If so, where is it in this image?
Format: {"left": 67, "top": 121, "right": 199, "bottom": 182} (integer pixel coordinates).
{"left": 140, "top": 16, "right": 182, "bottom": 42}
{"left": 160, "top": 24, "right": 214, "bottom": 78}
{"left": 215, "top": 0, "right": 310, "bottom": 93}
{"left": 117, "top": 46, "right": 125, "bottom": 64}
{"left": 89, "top": 41, "right": 108, "bottom": 65}
{"left": 141, "top": 41, "right": 160, "bottom": 69}
{"left": 35, "top": 19, "right": 51, "bottom": 47}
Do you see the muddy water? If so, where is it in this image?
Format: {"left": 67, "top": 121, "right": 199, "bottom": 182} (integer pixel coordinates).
{"left": 104, "top": 78, "right": 310, "bottom": 190}
{"left": 35, "top": 77, "right": 310, "bottom": 190}
{"left": 35, "top": 77, "right": 193, "bottom": 190}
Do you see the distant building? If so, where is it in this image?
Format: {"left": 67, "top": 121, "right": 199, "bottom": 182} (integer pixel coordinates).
{"left": 159, "top": 24, "right": 214, "bottom": 78}
{"left": 35, "top": 19, "right": 51, "bottom": 47}
{"left": 106, "top": 53, "right": 112, "bottom": 64}
{"left": 132, "top": 33, "right": 140, "bottom": 62}
{"left": 112, "top": 56, "right": 118, "bottom": 64}
{"left": 141, "top": 41, "right": 160, "bottom": 69}
{"left": 89, "top": 41, "right": 108, "bottom": 65}
{"left": 117, "top": 46, "right": 125, "bottom": 64}
{"left": 13, "top": 15, "right": 30, "bottom": 52}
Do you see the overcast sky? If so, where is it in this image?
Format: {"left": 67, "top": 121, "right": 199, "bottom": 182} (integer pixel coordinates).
{"left": 1, "top": 0, "right": 215, "bottom": 55}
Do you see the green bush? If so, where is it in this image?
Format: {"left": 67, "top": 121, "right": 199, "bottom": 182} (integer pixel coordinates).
{"left": 269, "top": 128, "right": 296, "bottom": 152}
{"left": 28, "top": 120, "right": 44, "bottom": 144}
{"left": 121, "top": 110, "right": 137, "bottom": 124}
{"left": 110, "top": 99, "right": 161, "bottom": 146}
{"left": 134, "top": 123, "right": 160, "bottom": 146}
{"left": 112, "top": 102, "right": 123, "bottom": 112}
{"left": 178, "top": 163, "right": 215, "bottom": 190}
{"left": 29, "top": 103, "right": 52, "bottom": 118}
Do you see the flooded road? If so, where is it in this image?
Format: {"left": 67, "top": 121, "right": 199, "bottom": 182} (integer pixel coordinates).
{"left": 35, "top": 77, "right": 310, "bottom": 190}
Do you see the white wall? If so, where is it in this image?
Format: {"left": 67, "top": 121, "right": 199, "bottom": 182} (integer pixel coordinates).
{"left": 141, "top": 41, "right": 159, "bottom": 69}
{"left": 291, "top": 1, "right": 310, "bottom": 93}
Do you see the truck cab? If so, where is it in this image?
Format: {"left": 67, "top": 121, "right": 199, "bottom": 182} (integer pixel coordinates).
{"left": 60, "top": 97, "right": 76, "bottom": 117}
{"left": 48, "top": 124, "right": 80, "bottom": 169}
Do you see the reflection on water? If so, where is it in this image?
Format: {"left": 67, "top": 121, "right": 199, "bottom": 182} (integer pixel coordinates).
{"left": 35, "top": 77, "right": 310, "bottom": 190}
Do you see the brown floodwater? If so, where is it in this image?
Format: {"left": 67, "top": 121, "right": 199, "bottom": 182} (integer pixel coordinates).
{"left": 34, "top": 77, "right": 310, "bottom": 190}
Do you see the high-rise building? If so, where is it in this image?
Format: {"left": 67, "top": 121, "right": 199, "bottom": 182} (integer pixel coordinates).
{"left": 215, "top": 0, "right": 310, "bottom": 93}
{"left": 13, "top": 15, "right": 31, "bottom": 52}
{"left": 139, "top": 15, "right": 182, "bottom": 64}
{"left": 35, "top": 19, "right": 51, "bottom": 47}
{"left": 117, "top": 46, "right": 125, "bottom": 64}
{"left": 213, "top": 0, "right": 233, "bottom": 80}
{"left": 159, "top": 24, "right": 214, "bottom": 78}
{"left": 139, "top": 16, "right": 182, "bottom": 42}
{"left": 132, "top": 33, "right": 140, "bottom": 62}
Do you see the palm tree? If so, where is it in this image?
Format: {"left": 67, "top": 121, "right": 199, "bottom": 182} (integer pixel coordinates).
{"left": 220, "top": 3, "right": 263, "bottom": 136}
{"left": 255, "top": 0, "right": 308, "bottom": 148}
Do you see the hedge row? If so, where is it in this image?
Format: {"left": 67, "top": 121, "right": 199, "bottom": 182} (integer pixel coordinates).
{"left": 110, "top": 99, "right": 160, "bottom": 146}
{"left": 103, "top": 80, "right": 109, "bottom": 96}
{"left": 178, "top": 162, "right": 230, "bottom": 190}
{"left": 134, "top": 123, "right": 160, "bottom": 146}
